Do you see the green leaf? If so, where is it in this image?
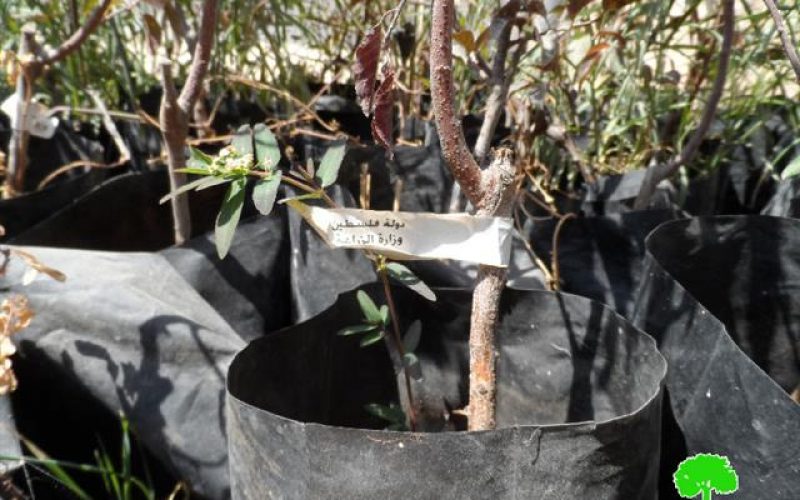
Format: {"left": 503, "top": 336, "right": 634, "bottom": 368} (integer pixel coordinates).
{"left": 781, "top": 155, "right": 800, "bottom": 180}
{"left": 232, "top": 125, "right": 253, "bottom": 156}
{"left": 252, "top": 172, "right": 282, "bottom": 215}
{"left": 403, "top": 320, "right": 422, "bottom": 353}
{"left": 195, "top": 176, "right": 230, "bottom": 191}
{"left": 338, "top": 324, "right": 379, "bottom": 336}
{"left": 177, "top": 167, "right": 214, "bottom": 175}
{"left": 21, "top": 438, "right": 92, "bottom": 500}
{"left": 187, "top": 146, "right": 213, "bottom": 169}
{"left": 379, "top": 304, "right": 390, "bottom": 326}
{"left": 403, "top": 351, "right": 423, "bottom": 381}
{"left": 278, "top": 192, "right": 322, "bottom": 204}
{"left": 357, "top": 290, "right": 382, "bottom": 324}
{"left": 215, "top": 177, "right": 247, "bottom": 259}
{"left": 159, "top": 176, "right": 222, "bottom": 204}
{"left": 360, "top": 329, "right": 385, "bottom": 347}
{"left": 364, "top": 403, "right": 407, "bottom": 428}
{"left": 386, "top": 262, "right": 436, "bottom": 301}
{"left": 253, "top": 123, "right": 281, "bottom": 170}
{"left": 315, "top": 139, "right": 346, "bottom": 187}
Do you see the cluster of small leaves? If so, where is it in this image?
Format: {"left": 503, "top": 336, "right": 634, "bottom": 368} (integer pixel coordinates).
{"left": 160, "top": 124, "right": 282, "bottom": 258}
{"left": 338, "top": 291, "right": 391, "bottom": 347}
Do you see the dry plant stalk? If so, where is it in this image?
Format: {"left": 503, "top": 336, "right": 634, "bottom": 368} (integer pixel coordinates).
{"left": 430, "top": 0, "right": 519, "bottom": 430}
{"left": 0, "top": 295, "right": 33, "bottom": 395}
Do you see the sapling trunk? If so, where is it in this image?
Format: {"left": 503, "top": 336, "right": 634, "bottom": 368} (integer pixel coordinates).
{"left": 430, "top": 0, "right": 519, "bottom": 431}
{"left": 158, "top": 0, "right": 219, "bottom": 245}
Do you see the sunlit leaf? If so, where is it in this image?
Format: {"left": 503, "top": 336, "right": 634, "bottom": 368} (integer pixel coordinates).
{"left": 453, "top": 30, "right": 476, "bottom": 52}
{"left": 252, "top": 172, "right": 281, "bottom": 215}
{"left": 159, "top": 176, "right": 222, "bottom": 204}
{"left": 357, "top": 290, "right": 382, "bottom": 324}
{"left": 386, "top": 262, "right": 436, "bottom": 301}
{"left": 379, "top": 304, "right": 390, "bottom": 326}
{"left": 359, "top": 329, "right": 385, "bottom": 347}
{"left": 253, "top": 123, "right": 281, "bottom": 170}
{"left": 214, "top": 177, "right": 247, "bottom": 259}
{"left": 187, "top": 147, "right": 213, "bottom": 169}
{"left": 316, "top": 140, "right": 347, "bottom": 188}
{"left": 338, "top": 324, "right": 379, "bottom": 336}
{"left": 231, "top": 125, "right": 253, "bottom": 156}
{"left": 782, "top": 155, "right": 800, "bottom": 179}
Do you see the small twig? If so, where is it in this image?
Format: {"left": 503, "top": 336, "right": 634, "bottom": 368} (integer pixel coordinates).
{"left": 38, "top": 0, "right": 113, "bottom": 66}
{"left": 382, "top": 0, "right": 408, "bottom": 48}
{"left": 87, "top": 90, "right": 131, "bottom": 163}
{"left": 37, "top": 159, "right": 122, "bottom": 190}
{"left": 763, "top": 0, "right": 800, "bottom": 81}
{"left": 634, "top": 0, "right": 734, "bottom": 208}
{"left": 513, "top": 206, "right": 555, "bottom": 288}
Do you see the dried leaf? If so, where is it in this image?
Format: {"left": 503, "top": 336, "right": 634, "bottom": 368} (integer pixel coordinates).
{"left": 453, "top": 30, "right": 476, "bottom": 53}
{"left": 577, "top": 42, "right": 610, "bottom": 84}
{"left": 10, "top": 249, "right": 66, "bottom": 282}
{"left": 354, "top": 27, "right": 382, "bottom": 117}
{"left": 370, "top": 67, "right": 395, "bottom": 158}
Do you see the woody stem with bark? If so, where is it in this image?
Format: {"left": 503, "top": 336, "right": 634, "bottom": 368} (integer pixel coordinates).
{"left": 159, "top": 0, "right": 219, "bottom": 245}
{"left": 431, "top": 0, "right": 518, "bottom": 431}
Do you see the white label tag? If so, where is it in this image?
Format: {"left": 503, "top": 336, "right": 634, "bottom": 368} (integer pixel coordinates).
{"left": 1, "top": 94, "right": 59, "bottom": 139}
{"left": 289, "top": 202, "right": 513, "bottom": 267}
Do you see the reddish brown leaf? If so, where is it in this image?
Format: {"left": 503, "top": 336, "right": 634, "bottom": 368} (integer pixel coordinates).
{"left": 602, "top": 0, "right": 635, "bottom": 11}
{"left": 370, "top": 67, "right": 395, "bottom": 158}
{"left": 354, "top": 27, "right": 382, "bottom": 117}
{"left": 567, "top": 0, "right": 595, "bottom": 18}
{"left": 576, "top": 42, "right": 610, "bottom": 85}
{"left": 143, "top": 14, "right": 162, "bottom": 55}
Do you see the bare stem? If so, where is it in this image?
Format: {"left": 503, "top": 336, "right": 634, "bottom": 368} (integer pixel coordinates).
{"left": 378, "top": 266, "right": 418, "bottom": 431}
{"left": 763, "top": 0, "right": 800, "bottom": 82}
{"left": 634, "top": 0, "right": 733, "bottom": 209}
{"left": 431, "top": 0, "right": 520, "bottom": 431}
{"left": 159, "top": 0, "right": 219, "bottom": 245}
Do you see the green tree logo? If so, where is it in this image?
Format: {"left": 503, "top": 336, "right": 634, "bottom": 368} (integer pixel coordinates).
{"left": 673, "top": 453, "right": 739, "bottom": 500}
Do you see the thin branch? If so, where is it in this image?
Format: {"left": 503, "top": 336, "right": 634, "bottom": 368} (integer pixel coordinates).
{"left": 634, "top": 0, "right": 734, "bottom": 209}
{"left": 87, "top": 90, "right": 131, "bottom": 163}
{"left": 763, "top": 0, "right": 800, "bottom": 81}
{"left": 39, "top": 0, "right": 113, "bottom": 66}
{"left": 382, "top": 0, "right": 408, "bottom": 48}
{"left": 178, "top": 0, "right": 219, "bottom": 112}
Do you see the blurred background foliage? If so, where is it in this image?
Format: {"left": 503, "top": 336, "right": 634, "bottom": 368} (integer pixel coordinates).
{"left": 0, "top": 0, "right": 799, "bottom": 182}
